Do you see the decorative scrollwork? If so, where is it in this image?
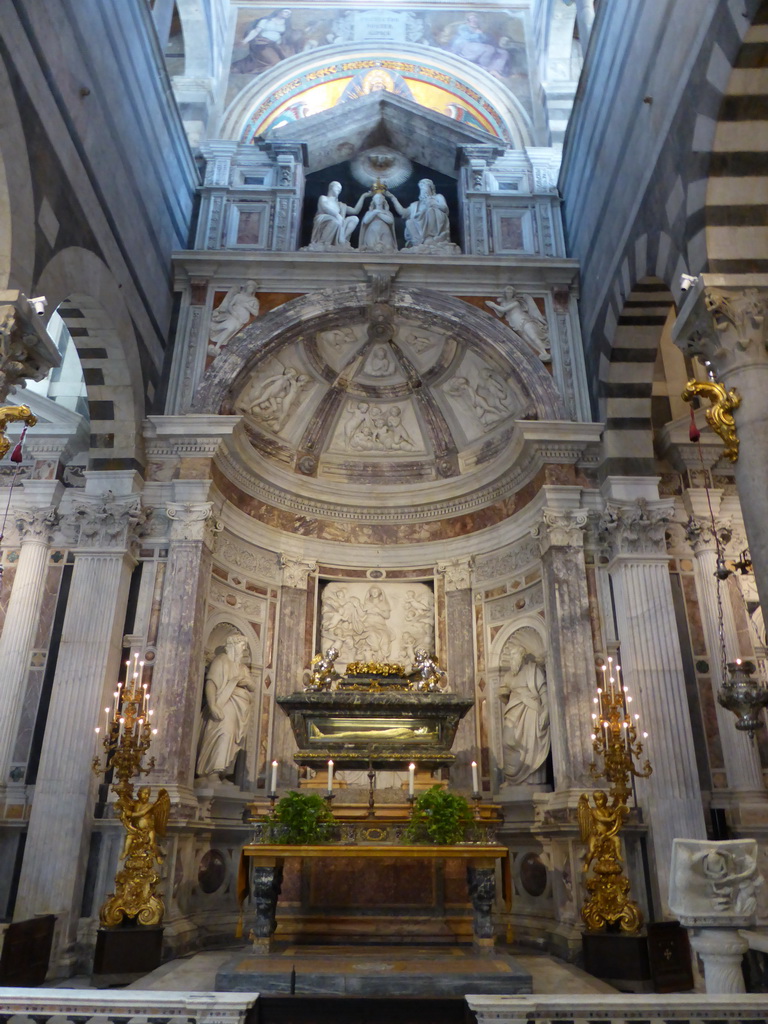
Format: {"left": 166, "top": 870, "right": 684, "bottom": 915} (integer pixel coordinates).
{"left": 681, "top": 379, "right": 741, "bottom": 463}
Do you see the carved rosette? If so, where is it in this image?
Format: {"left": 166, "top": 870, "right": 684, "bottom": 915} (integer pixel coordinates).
{"left": 279, "top": 555, "right": 317, "bottom": 589}
{"left": 674, "top": 281, "right": 768, "bottom": 372}
{"left": 598, "top": 499, "right": 673, "bottom": 560}
{"left": 436, "top": 557, "right": 473, "bottom": 592}
{"left": 166, "top": 501, "right": 221, "bottom": 545}
{"left": 14, "top": 506, "right": 60, "bottom": 544}
{"left": 684, "top": 515, "right": 732, "bottom": 555}
{"left": 533, "top": 507, "right": 589, "bottom": 554}
{"left": 68, "top": 494, "right": 149, "bottom": 555}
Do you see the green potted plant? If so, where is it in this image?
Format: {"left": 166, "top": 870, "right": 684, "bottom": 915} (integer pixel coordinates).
{"left": 404, "top": 785, "right": 476, "bottom": 845}
{"left": 268, "top": 790, "right": 335, "bottom": 845}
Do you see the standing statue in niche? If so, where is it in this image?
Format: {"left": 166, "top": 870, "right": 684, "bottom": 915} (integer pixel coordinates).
{"left": 486, "top": 286, "right": 551, "bottom": 363}
{"left": 498, "top": 639, "right": 549, "bottom": 784}
{"left": 306, "top": 182, "right": 370, "bottom": 251}
{"left": 196, "top": 633, "right": 255, "bottom": 779}
{"left": 386, "top": 180, "right": 460, "bottom": 253}
{"left": 358, "top": 193, "right": 398, "bottom": 253}
{"left": 208, "top": 282, "right": 260, "bottom": 355}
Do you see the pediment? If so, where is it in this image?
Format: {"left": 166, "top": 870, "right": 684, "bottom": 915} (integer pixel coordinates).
{"left": 266, "top": 92, "right": 504, "bottom": 176}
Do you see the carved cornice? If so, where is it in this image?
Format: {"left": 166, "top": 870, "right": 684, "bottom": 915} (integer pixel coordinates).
{"left": 216, "top": 536, "right": 280, "bottom": 581}
{"left": 67, "top": 493, "right": 149, "bottom": 553}
{"left": 279, "top": 555, "right": 317, "bottom": 589}
{"left": 166, "top": 501, "right": 222, "bottom": 544}
{"left": 15, "top": 506, "right": 60, "bottom": 544}
{"left": 532, "top": 507, "right": 589, "bottom": 553}
{"left": 598, "top": 499, "right": 673, "bottom": 559}
{"left": 436, "top": 557, "right": 473, "bottom": 591}
{"left": 673, "top": 277, "right": 768, "bottom": 372}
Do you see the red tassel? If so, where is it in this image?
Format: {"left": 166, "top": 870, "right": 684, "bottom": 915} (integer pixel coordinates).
{"left": 10, "top": 425, "right": 27, "bottom": 463}
{"left": 689, "top": 406, "right": 701, "bottom": 443}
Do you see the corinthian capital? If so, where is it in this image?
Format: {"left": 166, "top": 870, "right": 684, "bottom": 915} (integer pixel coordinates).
{"left": 684, "top": 514, "right": 732, "bottom": 554}
{"left": 598, "top": 498, "right": 672, "bottom": 558}
{"left": 166, "top": 501, "right": 221, "bottom": 544}
{"left": 0, "top": 291, "right": 61, "bottom": 402}
{"left": 279, "top": 555, "right": 317, "bottom": 589}
{"left": 533, "top": 507, "right": 589, "bottom": 553}
{"left": 436, "top": 557, "right": 473, "bottom": 592}
{"left": 15, "top": 506, "right": 60, "bottom": 544}
{"left": 68, "top": 493, "right": 149, "bottom": 552}
{"left": 673, "top": 276, "right": 768, "bottom": 372}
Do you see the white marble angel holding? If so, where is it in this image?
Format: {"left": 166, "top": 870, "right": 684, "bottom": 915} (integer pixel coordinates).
{"left": 208, "top": 281, "right": 260, "bottom": 354}
{"left": 486, "top": 286, "right": 550, "bottom": 363}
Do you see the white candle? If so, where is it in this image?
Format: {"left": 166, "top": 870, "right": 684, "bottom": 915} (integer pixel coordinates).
{"left": 471, "top": 760, "right": 479, "bottom": 794}
{"left": 104, "top": 707, "right": 110, "bottom": 733}
{"left": 408, "top": 762, "right": 415, "bottom": 797}
{"left": 270, "top": 759, "right": 278, "bottom": 793}
{"left": 327, "top": 759, "right": 334, "bottom": 794}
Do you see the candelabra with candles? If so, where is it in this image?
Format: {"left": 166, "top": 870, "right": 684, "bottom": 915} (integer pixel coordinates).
{"left": 92, "top": 654, "right": 169, "bottom": 928}
{"left": 578, "top": 657, "right": 652, "bottom": 933}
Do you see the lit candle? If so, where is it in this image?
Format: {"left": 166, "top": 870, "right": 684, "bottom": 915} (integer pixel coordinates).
{"left": 408, "top": 762, "right": 415, "bottom": 798}
{"left": 104, "top": 707, "right": 110, "bottom": 733}
{"left": 139, "top": 660, "right": 145, "bottom": 687}
{"left": 327, "top": 759, "right": 334, "bottom": 794}
{"left": 270, "top": 759, "right": 278, "bottom": 793}
{"left": 471, "top": 760, "right": 479, "bottom": 794}
{"left": 118, "top": 716, "right": 125, "bottom": 741}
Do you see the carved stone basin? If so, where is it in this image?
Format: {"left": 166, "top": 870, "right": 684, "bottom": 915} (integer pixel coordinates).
{"left": 277, "top": 690, "right": 474, "bottom": 770}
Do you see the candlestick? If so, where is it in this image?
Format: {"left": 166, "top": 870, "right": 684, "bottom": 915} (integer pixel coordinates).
{"left": 471, "top": 759, "right": 479, "bottom": 794}
{"left": 327, "top": 759, "right": 334, "bottom": 794}
{"left": 270, "top": 759, "right": 278, "bottom": 794}
{"left": 408, "top": 762, "right": 415, "bottom": 798}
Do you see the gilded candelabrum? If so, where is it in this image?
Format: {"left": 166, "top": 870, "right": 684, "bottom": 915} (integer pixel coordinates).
{"left": 579, "top": 658, "right": 652, "bottom": 933}
{"left": 92, "top": 654, "right": 169, "bottom": 928}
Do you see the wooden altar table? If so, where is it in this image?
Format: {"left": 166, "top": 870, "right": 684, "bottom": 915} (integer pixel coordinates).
{"left": 240, "top": 844, "right": 508, "bottom": 952}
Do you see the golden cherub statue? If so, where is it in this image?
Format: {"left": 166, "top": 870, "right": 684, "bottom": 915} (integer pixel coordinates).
{"left": 307, "top": 646, "right": 341, "bottom": 691}
{"left": 579, "top": 790, "right": 626, "bottom": 872}
{"left": 578, "top": 790, "right": 642, "bottom": 932}
{"left": 100, "top": 784, "right": 170, "bottom": 928}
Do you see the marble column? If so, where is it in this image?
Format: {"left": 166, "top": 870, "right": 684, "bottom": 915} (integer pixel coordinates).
{"left": 437, "top": 557, "right": 475, "bottom": 789}
{"left": 273, "top": 557, "right": 316, "bottom": 787}
{"left": 0, "top": 505, "right": 59, "bottom": 803}
{"left": 673, "top": 281, "right": 768, "bottom": 618}
{"left": 150, "top": 500, "right": 220, "bottom": 809}
{"left": 684, "top": 505, "right": 765, "bottom": 804}
{"left": 601, "top": 498, "right": 706, "bottom": 911}
{"left": 13, "top": 494, "right": 146, "bottom": 967}
{"left": 534, "top": 507, "right": 596, "bottom": 792}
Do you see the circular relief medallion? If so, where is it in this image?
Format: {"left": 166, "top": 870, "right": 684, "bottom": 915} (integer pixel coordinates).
{"left": 519, "top": 852, "right": 548, "bottom": 898}
{"left": 198, "top": 849, "right": 227, "bottom": 894}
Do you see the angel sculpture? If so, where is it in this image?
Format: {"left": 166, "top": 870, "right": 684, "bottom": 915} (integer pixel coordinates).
{"left": 485, "top": 286, "right": 551, "bottom": 363}
{"left": 100, "top": 784, "right": 170, "bottom": 928}
{"left": 412, "top": 648, "right": 446, "bottom": 692}
{"left": 578, "top": 790, "right": 626, "bottom": 873}
{"left": 208, "top": 281, "right": 260, "bottom": 354}
{"left": 307, "top": 646, "right": 341, "bottom": 691}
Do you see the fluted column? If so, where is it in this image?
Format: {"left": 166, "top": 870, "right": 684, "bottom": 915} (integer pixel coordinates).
{"left": 673, "top": 281, "right": 768, "bottom": 618}
{"left": 601, "top": 499, "right": 706, "bottom": 911}
{"left": 436, "top": 557, "right": 475, "bottom": 788}
{"left": 684, "top": 508, "right": 765, "bottom": 800}
{"left": 273, "top": 557, "right": 316, "bottom": 786}
{"left": 0, "top": 506, "right": 59, "bottom": 801}
{"left": 533, "top": 507, "right": 596, "bottom": 791}
{"left": 151, "top": 500, "right": 220, "bottom": 807}
{"left": 13, "top": 494, "right": 146, "bottom": 965}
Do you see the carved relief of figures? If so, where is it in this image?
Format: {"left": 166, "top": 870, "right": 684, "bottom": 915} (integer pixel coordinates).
{"left": 341, "top": 402, "right": 417, "bottom": 452}
{"left": 670, "top": 839, "right": 764, "bottom": 920}
{"left": 321, "top": 581, "right": 434, "bottom": 669}
{"left": 444, "top": 367, "right": 517, "bottom": 428}
{"left": 239, "top": 364, "right": 310, "bottom": 432}
{"left": 498, "top": 629, "right": 549, "bottom": 785}
{"left": 363, "top": 344, "right": 397, "bottom": 378}
{"left": 208, "top": 281, "right": 260, "bottom": 354}
{"left": 196, "top": 632, "right": 255, "bottom": 779}
{"left": 358, "top": 193, "right": 398, "bottom": 252}
{"left": 386, "top": 180, "right": 460, "bottom": 253}
{"left": 305, "top": 182, "right": 370, "bottom": 251}
{"left": 486, "top": 286, "right": 550, "bottom": 363}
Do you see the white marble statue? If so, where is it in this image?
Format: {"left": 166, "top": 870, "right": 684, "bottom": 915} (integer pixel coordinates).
{"left": 358, "top": 193, "right": 398, "bottom": 252}
{"left": 363, "top": 344, "right": 397, "bottom": 377}
{"left": 196, "top": 633, "right": 255, "bottom": 779}
{"left": 208, "top": 281, "right": 260, "bottom": 354}
{"left": 242, "top": 364, "right": 310, "bottom": 432}
{"left": 306, "top": 181, "right": 370, "bottom": 250}
{"left": 669, "top": 838, "right": 763, "bottom": 922}
{"left": 386, "top": 180, "right": 459, "bottom": 253}
{"left": 498, "top": 637, "right": 549, "bottom": 784}
{"left": 486, "top": 286, "right": 551, "bottom": 363}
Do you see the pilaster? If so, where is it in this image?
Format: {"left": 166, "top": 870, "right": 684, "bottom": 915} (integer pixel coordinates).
{"left": 436, "top": 557, "right": 475, "bottom": 788}
{"left": 599, "top": 496, "right": 706, "bottom": 912}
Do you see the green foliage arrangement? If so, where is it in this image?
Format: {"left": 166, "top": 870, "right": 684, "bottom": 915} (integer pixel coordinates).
{"left": 268, "top": 790, "right": 335, "bottom": 845}
{"left": 404, "top": 785, "right": 476, "bottom": 845}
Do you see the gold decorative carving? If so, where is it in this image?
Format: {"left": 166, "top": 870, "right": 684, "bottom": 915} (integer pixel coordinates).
{"left": 0, "top": 404, "right": 36, "bottom": 459}
{"left": 681, "top": 379, "right": 741, "bottom": 462}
